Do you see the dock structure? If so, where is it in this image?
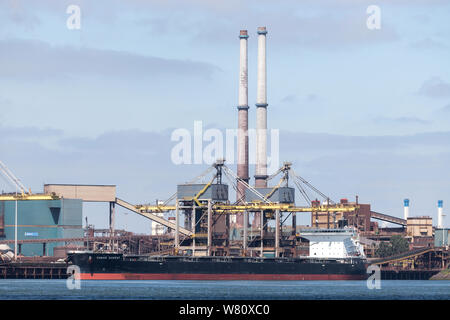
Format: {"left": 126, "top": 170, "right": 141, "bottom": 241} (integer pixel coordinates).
{"left": 0, "top": 260, "right": 68, "bottom": 279}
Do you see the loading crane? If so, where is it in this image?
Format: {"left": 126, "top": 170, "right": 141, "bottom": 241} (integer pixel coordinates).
{"left": 0, "top": 160, "right": 59, "bottom": 201}
{"left": 132, "top": 160, "right": 360, "bottom": 257}
{"left": 0, "top": 160, "right": 30, "bottom": 195}
{"left": 136, "top": 161, "right": 357, "bottom": 215}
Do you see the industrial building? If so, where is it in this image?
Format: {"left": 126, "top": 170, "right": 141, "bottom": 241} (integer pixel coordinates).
{"left": 0, "top": 183, "right": 117, "bottom": 257}
{"left": 435, "top": 228, "right": 450, "bottom": 247}
{"left": 0, "top": 198, "right": 83, "bottom": 256}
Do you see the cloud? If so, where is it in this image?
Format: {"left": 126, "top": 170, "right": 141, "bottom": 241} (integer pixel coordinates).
{"left": 306, "top": 94, "right": 318, "bottom": 102}
{"left": 412, "top": 14, "right": 431, "bottom": 24}
{"left": 441, "top": 103, "right": 450, "bottom": 112}
{"left": 280, "top": 131, "right": 450, "bottom": 155}
{"left": 280, "top": 94, "right": 317, "bottom": 105}
{"left": 124, "top": 1, "right": 402, "bottom": 49}
{"left": 58, "top": 129, "right": 170, "bottom": 156}
{"left": 0, "top": 125, "right": 63, "bottom": 139}
{"left": 0, "top": 39, "right": 220, "bottom": 81}
{"left": 409, "top": 38, "right": 447, "bottom": 50}
{"left": 0, "top": 1, "right": 41, "bottom": 30}
{"left": 0, "top": 96, "right": 12, "bottom": 107}
{"left": 186, "top": 9, "right": 399, "bottom": 49}
{"left": 418, "top": 77, "right": 450, "bottom": 98}
{"left": 279, "top": 13, "right": 398, "bottom": 49}
{"left": 1, "top": 0, "right": 448, "bottom": 38}
{"left": 373, "top": 116, "right": 430, "bottom": 125}
{"left": 280, "top": 94, "right": 297, "bottom": 103}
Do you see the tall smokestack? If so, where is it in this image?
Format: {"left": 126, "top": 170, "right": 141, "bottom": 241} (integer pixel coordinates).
{"left": 404, "top": 199, "right": 410, "bottom": 220}
{"left": 438, "top": 200, "right": 445, "bottom": 228}
{"left": 255, "top": 26, "right": 268, "bottom": 188}
{"left": 237, "top": 30, "right": 249, "bottom": 209}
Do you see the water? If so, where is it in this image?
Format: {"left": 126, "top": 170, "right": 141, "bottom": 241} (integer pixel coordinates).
{"left": 0, "top": 280, "right": 449, "bottom": 300}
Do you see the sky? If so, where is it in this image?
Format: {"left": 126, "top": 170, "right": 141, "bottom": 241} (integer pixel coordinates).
{"left": 1, "top": 0, "right": 450, "bottom": 233}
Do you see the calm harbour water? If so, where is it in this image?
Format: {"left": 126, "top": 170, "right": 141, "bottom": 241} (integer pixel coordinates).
{"left": 0, "top": 279, "right": 448, "bottom": 300}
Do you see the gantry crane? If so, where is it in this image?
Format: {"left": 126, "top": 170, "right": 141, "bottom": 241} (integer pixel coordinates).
{"left": 134, "top": 160, "right": 359, "bottom": 257}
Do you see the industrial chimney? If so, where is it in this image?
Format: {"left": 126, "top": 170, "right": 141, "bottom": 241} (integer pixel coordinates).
{"left": 236, "top": 30, "right": 249, "bottom": 209}
{"left": 255, "top": 26, "right": 268, "bottom": 188}
{"left": 438, "top": 200, "right": 445, "bottom": 228}
{"left": 404, "top": 199, "right": 410, "bottom": 220}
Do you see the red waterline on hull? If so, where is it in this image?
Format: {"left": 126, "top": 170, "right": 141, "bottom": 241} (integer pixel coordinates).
{"left": 79, "top": 273, "right": 366, "bottom": 281}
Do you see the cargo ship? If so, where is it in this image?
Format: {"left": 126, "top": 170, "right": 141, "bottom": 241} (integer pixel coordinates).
{"left": 67, "top": 228, "right": 369, "bottom": 280}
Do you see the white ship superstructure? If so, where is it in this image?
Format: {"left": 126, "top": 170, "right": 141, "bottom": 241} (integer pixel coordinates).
{"left": 301, "top": 228, "right": 366, "bottom": 259}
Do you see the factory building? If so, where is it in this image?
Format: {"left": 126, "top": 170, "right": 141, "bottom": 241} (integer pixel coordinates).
{"left": 406, "top": 216, "right": 434, "bottom": 248}
{"left": 0, "top": 198, "right": 83, "bottom": 256}
{"left": 310, "top": 199, "right": 376, "bottom": 232}
{"left": 406, "top": 216, "right": 433, "bottom": 237}
{"left": 435, "top": 228, "right": 450, "bottom": 247}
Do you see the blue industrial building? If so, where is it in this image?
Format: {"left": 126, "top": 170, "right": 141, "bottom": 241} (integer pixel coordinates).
{"left": 0, "top": 199, "right": 83, "bottom": 256}
{"left": 435, "top": 228, "right": 450, "bottom": 247}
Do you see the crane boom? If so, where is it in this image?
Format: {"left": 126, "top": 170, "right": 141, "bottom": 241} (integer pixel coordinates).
{"left": 0, "top": 160, "right": 30, "bottom": 194}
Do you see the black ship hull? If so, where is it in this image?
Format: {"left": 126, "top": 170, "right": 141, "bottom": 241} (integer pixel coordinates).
{"left": 68, "top": 253, "right": 368, "bottom": 280}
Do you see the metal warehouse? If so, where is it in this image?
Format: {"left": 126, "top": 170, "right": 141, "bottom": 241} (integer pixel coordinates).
{"left": 0, "top": 198, "right": 83, "bottom": 256}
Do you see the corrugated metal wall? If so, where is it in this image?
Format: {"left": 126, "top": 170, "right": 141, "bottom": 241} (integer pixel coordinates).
{"left": 0, "top": 199, "right": 83, "bottom": 256}
{"left": 245, "top": 187, "right": 295, "bottom": 203}
{"left": 177, "top": 184, "right": 229, "bottom": 201}
{"left": 435, "top": 229, "right": 450, "bottom": 247}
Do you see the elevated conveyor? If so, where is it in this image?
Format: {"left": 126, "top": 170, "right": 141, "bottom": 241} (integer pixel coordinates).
{"left": 368, "top": 247, "right": 434, "bottom": 265}
{"left": 115, "top": 198, "right": 192, "bottom": 236}
{"left": 371, "top": 211, "right": 406, "bottom": 226}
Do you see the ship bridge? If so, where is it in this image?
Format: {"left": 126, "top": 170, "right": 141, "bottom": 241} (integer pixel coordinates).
{"left": 299, "top": 228, "right": 366, "bottom": 259}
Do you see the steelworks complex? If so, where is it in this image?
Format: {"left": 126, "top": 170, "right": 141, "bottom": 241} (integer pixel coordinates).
{"left": 0, "top": 27, "right": 449, "bottom": 280}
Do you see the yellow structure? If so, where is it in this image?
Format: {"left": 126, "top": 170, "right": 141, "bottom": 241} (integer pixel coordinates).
{"left": 136, "top": 203, "right": 358, "bottom": 214}
{"left": 0, "top": 194, "right": 60, "bottom": 201}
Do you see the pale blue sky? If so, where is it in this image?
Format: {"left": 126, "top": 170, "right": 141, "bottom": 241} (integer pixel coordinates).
{"left": 1, "top": 0, "right": 449, "bottom": 232}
